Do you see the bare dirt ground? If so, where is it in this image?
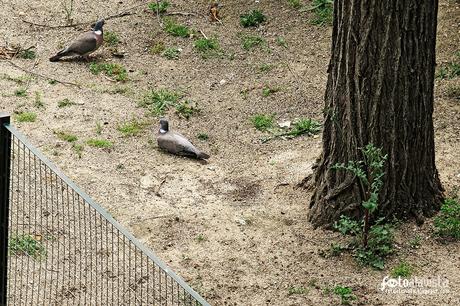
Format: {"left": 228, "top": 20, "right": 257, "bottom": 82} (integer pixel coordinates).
{"left": 1, "top": 0, "right": 459, "bottom": 305}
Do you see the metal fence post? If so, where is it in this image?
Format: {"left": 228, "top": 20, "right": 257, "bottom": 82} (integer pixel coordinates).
{"left": 0, "top": 113, "right": 11, "bottom": 306}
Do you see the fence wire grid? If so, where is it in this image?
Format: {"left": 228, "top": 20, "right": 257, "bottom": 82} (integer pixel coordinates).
{"left": 1, "top": 120, "right": 209, "bottom": 306}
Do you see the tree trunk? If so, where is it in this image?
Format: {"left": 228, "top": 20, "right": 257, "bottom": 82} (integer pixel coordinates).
{"left": 309, "top": 0, "right": 444, "bottom": 228}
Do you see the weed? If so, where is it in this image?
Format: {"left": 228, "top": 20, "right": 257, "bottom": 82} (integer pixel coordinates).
{"left": 251, "top": 114, "right": 274, "bottom": 131}
{"left": 86, "top": 139, "right": 113, "bottom": 148}
{"left": 329, "top": 242, "right": 345, "bottom": 256}
{"left": 72, "top": 143, "right": 84, "bottom": 158}
{"left": 89, "top": 62, "right": 127, "bottom": 81}
{"left": 196, "top": 234, "right": 206, "bottom": 242}
{"left": 57, "top": 98, "right": 75, "bottom": 107}
{"left": 240, "top": 10, "right": 266, "bottom": 27}
{"left": 287, "top": 286, "right": 308, "bottom": 295}
{"left": 262, "top": 86, "right": 280, "bottom": 97}
{"left": 446, "top": 85, "right": 460, "bottom": 99}
{"left": 62, "top": 0, "right": 75, "bottom": 24}
{"left": 148, "top": 0, "right": 169, "bottom": 14}
{"left": 310, "top": 0, "right": 333, "bottom": 26}
{"left": 14, "top": 88, "right": 27, "bottom": 97}
{"left": 19, "top": 49, "right": 37, "bottom": 59}
{"left": 434, "top": 198, "right": 460, "bottom": 240}
{"left": 48, "top": 79, "right": 58, "bottom": 85}
{"left": 9, "top": 234, "right": 46, "bottom": 259}
{"left": 194, "top": 38, "right": 221, "bottom": 58}
{"left": 104, "top": 31, "right": 120, "bottom": 46}
{"left": 259, "top": 63, "right": 274, "bottom": 73}
{"left": 276, "top": 36, "right": 288, "bottom": 48}
{"left": 391, "top": 261, "right": 413, "bottom": 278}
{"left": 175, "top": 101, "right": 200, "bottom": 119}
{"left": 150, "top": 42, "right": 166, "bottom": 55}
{"left": 408, "top": 235, "right": 422, "bottom": 249}
{"left": 117, "top": 119, "right": 146, "bottom": 136}
{"left": 261, "top": 118, "right": 321, "bottom": 142}
{"left": 241, "top": 35, "right": 266, "bottom": 51}
{"left": 96, "top": 122, "right": 103, "bottom": 135}
{"left": 163, "top": 47, "right": 181, "bottom": 60}
{"left": 164, "top": 18, "right": 191, "bottom": 38}
{"left": 34, "top": 92, "right": 44, "bottom": 108}
{"left": 55, "top": 131, "right": 78, "bottom": 142}
{"left": 436, "top": 67, "right": 448, "bottom": 79}
{"left": 197, "top": 133, "right": 209, "bottom": 141}
{"left": 140, "top": 88, "right": 181, "bottom": 115}
{"left": 15, "top": 112, "right": 37, "bottom": 123}
{"left": 288, "top": 0, "right": 302, "bottom": 9}
{"left": 333, "top": 286, "right": 356, "bottom": 305}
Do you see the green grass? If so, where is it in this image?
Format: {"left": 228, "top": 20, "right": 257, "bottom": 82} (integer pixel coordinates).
{"left": 34, "top": 92, "right": 44, "bottom": 108}
{"left": 164, "top": 18, "right": 191, "bottom": 38}
{"left": 104, "top": 31, "right": 120, "bottom": 46}
{"left": 140, "top": 88, "right": 181, "bottom": 115}
{"left": 55, "top": 131, "right": 78, "bottom": 142}
{"left": 149, "top": 42, "right": 166, "bottom": 55}
{"left": 175, "top": 100, "right": 200, "bottom": 119}
{"left": 14, "top": 88, "right": 27, "bottom": 97}
{"left": 57, "top": 98, "right": 76, "bottom": 108}
{"left": 434, "top": 198, "right": 460, "bottom": 240}
{"left": 86, "top": 138, "right": 113, "bottom": 148}
{"left": 241, "top": 35, "right": 266, "bottom": 51}
{"left": 19, "top": 49, "right": 37, "bottom": 59}
{"left": 72, "top": 143, "right": 84, "bottom": 158}
{"left": 446, "top": 85, "right": 460, "bottom": 99}
{"left": 9, "top": 234, "right": 46, "bottom": 259}
{"left": 262, "top": 86, "right": 280, "bottom": 97}
{"left": 333, "top": 286, "right": 356, "bottom": 305}
{"left": 117, "top": 119, "right": 146, "bottom": 136}
{"left": 89, "top": 62, "right": 128, "bottom": 81}
{"left": 276, "top": 36, "right": 288, "bottom": 48}
{"left": 288, "top": 0, "right": 302, "bottom": 9}
{"left": 195, "top": 234, "right": 206, "bottom": 242}
{"left": 251, "top": 114, "right": 274, "bottom": 131}
{"left": 15, "top": 112, "right": 37, "bottom": 122}
{"left": 163, "top": 47, "right": 181, "bottom": 60}
{"left": 148, "top": 0, "right": 169, "bottom": 14}
{"left": 408, "top": 235, "right": 422, "bottom": 249}
{"left": 194, "top": 38, "right": 220, "bottom": 57}
{"left": 287, "top": 286, "right": 308, "bottom": 295}
{"left": 259, "top": 63, "right": 274, "bottom": 73}
{"left": 310, "top": 0, "right": 333, "bottom": 26}
{"left": 240, "top": 10, "right": 267, "bottom": 27}
{"left": 391, "top": 261, "right": 413, "bottom": 278}
{"left": 197, "top": 133, "right": 209, "bottom": 141}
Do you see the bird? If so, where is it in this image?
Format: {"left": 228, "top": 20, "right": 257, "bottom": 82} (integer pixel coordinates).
{"left": 157, "top": 119, "right": 210, "bottom": 160}
{"left": 49, "top": 19, "right": 105, "bottom": 62}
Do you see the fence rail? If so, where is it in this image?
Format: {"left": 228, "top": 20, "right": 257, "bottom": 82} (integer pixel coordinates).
{"left": 0, "top": 113, "right": 210, "bottom": 306}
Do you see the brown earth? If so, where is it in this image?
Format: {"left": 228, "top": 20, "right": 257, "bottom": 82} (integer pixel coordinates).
{"left": 1, "top": 0, "right": 459, "bottom": 305}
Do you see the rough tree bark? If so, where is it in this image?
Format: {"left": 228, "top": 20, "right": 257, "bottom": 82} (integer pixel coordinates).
{"left": 309, "top": 0, "right": 444, "bottom": 228}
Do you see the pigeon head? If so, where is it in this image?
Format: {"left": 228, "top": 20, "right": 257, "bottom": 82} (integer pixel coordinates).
{"left": 159, "top": 119, "right": 169, "bottom": 133}
{"left": 93, "top": 19, "right": 105, "bottom": 32}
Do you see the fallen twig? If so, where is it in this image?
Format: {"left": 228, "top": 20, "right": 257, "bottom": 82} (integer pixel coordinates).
{"left": 199, "top": 30, "right": 208, "bottom": 39}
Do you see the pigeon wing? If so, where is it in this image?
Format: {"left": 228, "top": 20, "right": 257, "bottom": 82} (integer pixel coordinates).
{"left": 63, "top": 32, "right": 98, "bottom": 56}
{"left": 158, "top": 132, "right": 200, "bottom": 158}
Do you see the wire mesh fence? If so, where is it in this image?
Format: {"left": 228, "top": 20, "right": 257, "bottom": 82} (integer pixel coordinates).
{"left": 0, "top": 116, "right": 209, "bottom": 306}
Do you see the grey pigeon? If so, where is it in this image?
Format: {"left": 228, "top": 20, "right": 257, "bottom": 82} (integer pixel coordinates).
{"left": 157, "top": 119, "right": 210, "bottom": 160}
{"left": 49, "top": 19, "right": 104, "bottom": 62}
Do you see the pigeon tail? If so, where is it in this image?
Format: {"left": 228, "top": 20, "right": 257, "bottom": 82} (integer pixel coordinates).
{"left": 49, "top": 49, "right": 69, "bottom": 62}
{"left": 198, "top": 152, "right": 210, "bottom": 159}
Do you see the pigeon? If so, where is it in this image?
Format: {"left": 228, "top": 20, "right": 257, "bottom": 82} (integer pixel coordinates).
{"left": 157, "top": 119, "right": 210, "bottom": 160}
{"left": 49, "top": 19, "right": 105, "bottom": 62}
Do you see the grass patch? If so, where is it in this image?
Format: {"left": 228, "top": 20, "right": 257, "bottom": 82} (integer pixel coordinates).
{"left": 436, "top": 52, "right": 460, "bottom": 79}
{"left": 391, "top": 261, "right": 413, "bottom": 278}
{"left": 57, "top": 98, "right": 76, "bottom": 108}
{"left": 164, "top": 18, "right": 191, "bottom": 38}
{"left": 287, "top": 286, "right": 308, "bottom": 295}
{"left": 55, "top": 131, "right": 78, "bottom": 142}
{"left": 140, "top": 88, "right": 181, "bottom": 115}
{"left": 149, "top": 42, "right": 166, "bottom": 55}
{"left": 259, "top": 63, "right": 274, "bottom": 73}
{"left": 117, "top": 119, "right": 146, "bottom": 137}
{"left": 18, "top": 49, "right": 37, "bottom": 59}
{"left": 197, "top": 133, "right": 209, "bottom": 141}
{"left": 89, "top": 62, "right": 128, "bottom": 82}
{"left": 251, "top": 114, "right": 274, "bottom": 131}
{"left": 261, "top": 118, "right": 321, "bottom": 142}
{"left": 163, "top": 47, "right": 181, "bottom": 60}
{"left": 195, "top": 234, "right": 207, "bottom": 242}
{"left": 434, "top": 198, "right": 460, "bottom": 240}
{"left": 15, "top": 112, "right": 36, "bottom": 122}
{"left": 148, "top": 0, "right": 169, "bottom": 14}
{"left": 104, "top": 31, "right": 120, "bottom": 46}
{"left": 86, "top": 138, "right": 113, "bottom": 148}
{"left": 408, "top": 235, "right": 422, "bottom": 249}
{"left": 240, "top": 10, "right": 267, "bottom": 27}
{"left": 194, "top": 38, "right": 221, "bottom": 58}
{"left": 333, "top": 286, "right": 356, "bottom": 305}
{"left": 175, "top": 101, "right": 200, "bottom": 119}
{"left": 262, "top": 86, "right": 280, "bottom": 97}
{"left": 276, "top": 36, "right": 288, "bottom": 48}
{"left": 72, "top": 143, "right": 84, "bottom": 158}
{"left": 310, "top": 0, "right": 333, "bottom": 26}
{"left": 241, "top": 35, "right": 266, "bottom": 51}
{"left": 9, "top": 234, "right": 46, "bottom": 259}
{"left": 288, "top": 0, "right": 302, "bottom": 9}
{"left": 14, "top": 88, "right": 27, "bottom": 97}
{"left": 34, "top": 92, "right": 44, "bottom": 108}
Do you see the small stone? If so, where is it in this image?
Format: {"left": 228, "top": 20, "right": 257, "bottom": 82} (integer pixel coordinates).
{"left": 140, "top": 175, "right": 155, "bottom": 189}
{"left": 219, "top": 79, "right": 226, "bottom": 85}
{"left": 278, "top": 121, "right": 291, "bottom": 128}
{"left": 207, "top": 166, "right": 216, "bottom": 171}
{"left": 236, "top": 218, "right": 247, "bottom": 226}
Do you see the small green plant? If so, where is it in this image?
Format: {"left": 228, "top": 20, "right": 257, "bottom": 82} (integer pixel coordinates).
{"left": 117, "top": 119, "right": 146, "bottom": 137}
{"left": 197, "top": 133, "right": 209, "bottom": 141}
{"left": 89, "top": 62, "right": 127, "bottom": 81}
{"left": 196, "top": 234, "right": 206, "bottom": 242}
{"left": 163, "top": 47, "right": 181, "bottom": 60}
{"left": 87, "top": 138, "right": 113, "bottom": 148}
{"left": 95, "top": 122, "right": 103, "bottom": 135}
{"left": 34, "top": 92, "right": 44, "bottom": 108}
{"left": 259, "top": 63, "right": 274, "bottom": 73}
{"left": 57, "top": 98, "right": 76, "bottom": 107}
{"left": 391, "top": 261, "right": 413, "bottom": 278}
{"left": 48, "top": 79, "right": 58, "bottom": 85}
{"left": 175, "top": 101, "right": 200, "bottom": 119}
{"left": 164, "top": 18, "right": 191, "bottom": 38}
{"left": 434, "top": 198, "right": 460, "bottom": 240}
{"left": 15, "top": 112, "right": 37, "bottom": 122}
{"left": 149, "top": 42, "right": 166, "bottom": 55}
{"left": 9, "top": 234, "right": 46, "bottom": 259}
{"left": 104, "top": 31, "right": 120, "bottom": 46}
{"left": 148, "top": 0, "right": 169, "bottom": 14}
{"left": 446, "top": 85, "right": 460, "bottom": 99}
{"left": 240, "top": 10, "right": 267, "bottom": 27}
{"left": 287, "top": 286, "right": 308, "bottom": 295}
{"left": 140, "top": 88, "right": 181, "bottom": 115}
{"left": 262, "top": 86, "right": 280, "bottom": 97}
{"left": 436, "top": 67, "right": 448, "bottom": 79}
{"left": 55, "top": 131, "right": 78, "bottom": 142}
{"left": 194, "top": 38, "right": 221, "bottom": 58}
{"left": 19, "top": 49, "right": 37, "bottom": 59}
{"left": 310, "top": 0, "right": 333, "bottom": 26}
{"left": 288, "top": 0, "right": 302, "bottom": 9}
{"left": 333, "top": 286, "right": 356, "bottom": 305}
{"left": 408, "top": 235, "right": 422, "bottom": 249}
{"left": 261, "top": 118, "right": 321, "bottom": 142}
{"left": 241, "top": 35, "right": 266, "bottom": 51}
{"left": 14, "top": 88, "right": 27, "bottom": 97}
{"left": 72, "top": 143, "right": 84, "bottom": 158}
{"left": 251, "top": 114, "right": 274, "bottom": 131}
{"left": 276, "top": 36, "right": 288, "bottom": 48}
